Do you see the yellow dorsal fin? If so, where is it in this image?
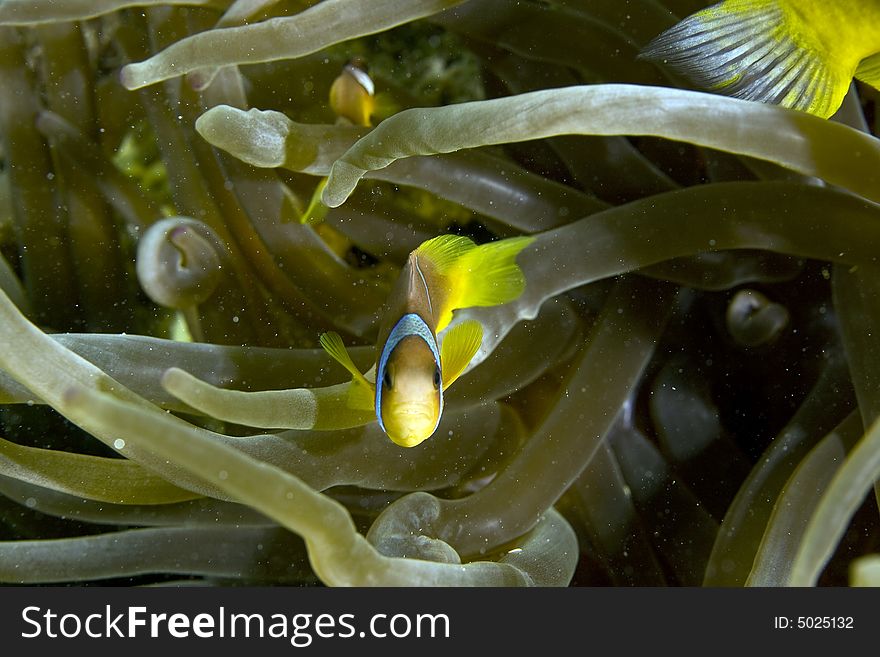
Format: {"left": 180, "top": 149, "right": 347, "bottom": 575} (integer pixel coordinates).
{"left": 414, "top": 234, "right": 477, "bottom": 275}
{"left": 855, "top": 52, "right": 880, "bottom": 90}
{"left": 639, "top": 0, "right": 852, "bottom": 118}
{"left": 440, "top": 320, "right": 483, "bottom": 390}
{"left": 320, "top": 332, "right": 371, "bottom": 387}
{"left": 416, "top": 234, "right": 534, "bottom": 332}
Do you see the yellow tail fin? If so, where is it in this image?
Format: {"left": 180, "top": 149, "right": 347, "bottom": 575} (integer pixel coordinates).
{"left": 416, "top": 234, "right": 534, "bottom": 332}
{"left": 452, "top": 236, "right": 534, "bottom": 308}
{"left": 640, "top": 0, "right": 853, "bottom": 118}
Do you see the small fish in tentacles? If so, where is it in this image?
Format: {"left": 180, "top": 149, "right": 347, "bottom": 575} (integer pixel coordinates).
{"left": 640, "top": 0, "right": 880, "bottom": 118}
{"left": 300, "top": 59, "right": 376, "bottom": 225}
{"left": 329, "top": 57, "right": 376, "bottom": 128}
{"left": 320, "top": 234, "right": 534, "bottom": 447}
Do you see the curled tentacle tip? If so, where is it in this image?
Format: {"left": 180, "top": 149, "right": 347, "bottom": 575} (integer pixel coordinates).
{"left": 372, "top": 534, "right": 462, "bottom": 564}
{"left": 136, "top": 217, "right": 223, "bottom": 310}
{"left": 725, "top": 288, "right": 790, "bottom": 347}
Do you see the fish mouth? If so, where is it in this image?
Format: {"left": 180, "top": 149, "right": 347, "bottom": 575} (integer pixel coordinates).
{"left": 391, "top": 406, "right": 433, "bottom": 420}
{"left": 385, "top": 405, "right": 438, "bottom": 447}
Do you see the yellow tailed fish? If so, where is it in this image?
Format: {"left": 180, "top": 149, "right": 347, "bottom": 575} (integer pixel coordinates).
{"left": 640, "top": 0, "right": 880, "bottom": 118}
{"left": 320, "top": 234, "right": 534, "bottom": 447}
{"left": 300, "top": 59, "right": 376, "bottom": 225}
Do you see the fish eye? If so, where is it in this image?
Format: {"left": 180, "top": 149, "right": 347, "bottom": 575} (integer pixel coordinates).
{"left": 383, "top": 369, "right": 393, "bottom": 389}
{"left": 433, "top": 367, "right": 441, "bottom": 389}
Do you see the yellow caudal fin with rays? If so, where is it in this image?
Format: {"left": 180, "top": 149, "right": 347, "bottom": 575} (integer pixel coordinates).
{"left": 319, "top": 332, "right": 374, "bottom": 411}
{"left": 639, "top": 0, "right": 860, "bottom": 118}
{"left": 416, "top": 234, "right": 535, "bottom": 332}
{"left": 439, "top": 320, "right": 483, "bottom": 390}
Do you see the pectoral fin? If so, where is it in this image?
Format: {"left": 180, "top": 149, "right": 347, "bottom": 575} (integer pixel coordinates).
{"left": 640, "top": 0, "right": 850, "bottom": 118}
{"left": 346, "top": 378, "right": 375, "bottom": 411}
{"left": 320, "top": 331, "right": 375, "bottom": 411}
{"left": 440, "top": 320, "right": 483, "bottom": 390}
{"left": 320, "top": 332, "right": 370, "bottom": 386}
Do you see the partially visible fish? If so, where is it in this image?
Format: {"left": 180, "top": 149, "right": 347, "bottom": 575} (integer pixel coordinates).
{"left": 641, "top": 0, "right": 880, "bottom": 118}
{"left": 299, "top": 59, "right": 376, "bottom": 225}
{"left": 329, "top": 58, "right": 376, "bottom": 128}
{"left": 321, "top": 234, "right": 534, "bottom": 447}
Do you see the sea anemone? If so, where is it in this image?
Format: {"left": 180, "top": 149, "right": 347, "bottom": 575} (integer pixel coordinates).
{"left": 0, "top": 0, "right": 878, "bottom": 586}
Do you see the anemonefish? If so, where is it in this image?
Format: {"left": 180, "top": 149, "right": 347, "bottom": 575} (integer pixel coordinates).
{"left": 319, "top": 234, "right": 534, "bottom": 447}
{"left": 640, "top": 0, "right": 880, "bottom": 118}
{"left": 300, "top": 59, "right": 376, "bottom": 225}
{"left": 329, "top": 57, "right": 376, "bottom": 128}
